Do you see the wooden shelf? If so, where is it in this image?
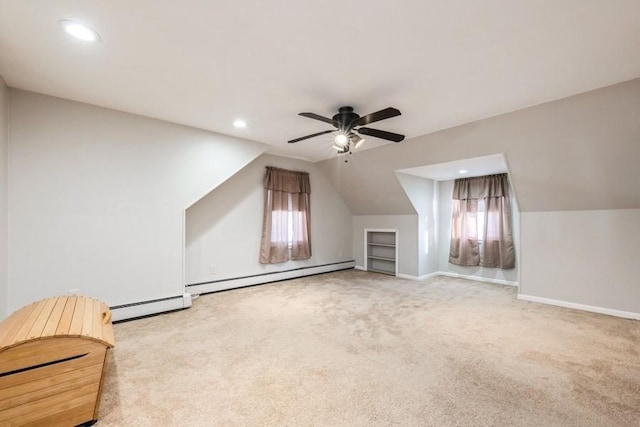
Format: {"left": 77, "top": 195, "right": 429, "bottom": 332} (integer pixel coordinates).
{"left": 367, "top": 255, "right": 395, "bottom": 262}
{"left": 365, "top": 229, "right": 397, "bottom": 276}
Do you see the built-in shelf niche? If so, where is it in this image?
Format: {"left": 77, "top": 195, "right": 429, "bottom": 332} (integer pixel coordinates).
{"left": 365, "top": 229, "right": 398, "bottom": 276}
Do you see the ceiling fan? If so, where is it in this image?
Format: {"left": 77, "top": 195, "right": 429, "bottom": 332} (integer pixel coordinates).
{"left": 288, "top": 106, "right": 405, "bottom": 153}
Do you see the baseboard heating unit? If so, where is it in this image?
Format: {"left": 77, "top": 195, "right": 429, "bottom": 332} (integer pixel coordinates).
{"left": 111, "top": 292, "right": 192, "bottom": 322}
{"left": 187, "top": 261, "right": 355, "bottom": 296}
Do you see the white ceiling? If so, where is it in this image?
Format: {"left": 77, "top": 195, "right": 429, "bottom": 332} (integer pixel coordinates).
{"left": 398, "top": 154, "right": 507, "bottom": 181}
{"left": 1, "top": 1, "right": 639, "bottom": 162}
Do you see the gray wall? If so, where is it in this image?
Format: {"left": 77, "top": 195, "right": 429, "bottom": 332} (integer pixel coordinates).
{"left": 0, "top": 77, "right": 7, "bottom": 318}
{"left": 185, "top": 154, "right": 353, "bottom": 284}
{"left": 321, "top": 79, "right": 640, "bottom": 315}
{"left": 395, "top": 173, "right": 439, "bottom": 277}
{"left": 3, "top": 77, "right": 639, "bottom": 317}
{"left": 6, "top": 89, "right": 267, "bottom": 314}
{"left": 437, "top": 179, "right": 520, "bottom": 283}
{"left": 319, "top": 79, "right": 640, "bottom": 214}
{"left": 520, "top": 209, "right": 640, "bottom": 313}
{"left": 352, "top": 215, "right": 419, "bottom": 277}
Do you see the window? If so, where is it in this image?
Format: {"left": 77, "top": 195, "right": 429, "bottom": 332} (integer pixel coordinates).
{"left": 456, "top": 198, "right": 486, "bottom": 243}
{"left": 449, "top": 174, "right": 515, "bottom": 269}
{"left": 270, "top": 209, "right": 289, "bottom": 245}
{"left": 270, "top": 195, "right": 307, "bottom": 249}
{"left": 260, "top": 167, "right": 312, "bottom": 264}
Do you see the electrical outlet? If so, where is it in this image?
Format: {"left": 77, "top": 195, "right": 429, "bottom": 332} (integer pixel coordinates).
{"left": 68, "top": 289, "right": 79, "bottom": 295}
{"left": 209, "top": 265, "right": 216, "bottom": 275}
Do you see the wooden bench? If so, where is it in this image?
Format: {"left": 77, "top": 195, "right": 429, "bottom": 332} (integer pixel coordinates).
{"left": 0, "top": 296, "right": 115, "bottom": 426}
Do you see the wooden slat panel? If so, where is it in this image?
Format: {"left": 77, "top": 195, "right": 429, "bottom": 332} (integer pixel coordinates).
{"left": 8, "top": 301, "right": 48, "bottom": 347}
{"left": 68, "top": 297, "right": 85, "bottom": 337}
{"left": 0, "top": 384, "right": 97, "bottom": 424}
{"left": 0, "top": 338, "right": 105, "bottom": 376}
{"left": 21, "top": 403, "right": 95, "bottom": 427}
{"left": 1, "top": 297, "right": 114, "bottom": 350}
{"left": 0, "top": 296, "right": 114, "bottom": 426}
{"left": 25, "top": 298, "right": 57, "bottom": 341}
{"left": 55, "top": 296, "right": 76, "bottom": 336}
{"left": 91, "top": 299, "right": 102, "bottom": 341}
{"left": 81, "top": 298, "right": 96, "bottom": 338}
{"left": 93, "top": 348, "right": 110, "bottom": 418}
{"left": 41, "top": 297, "right": 68, "bottom": 338}
{"left": 0, "top": 345, "right": 105, "bottom": 388}
{"left": 0, "top": 363, "right": 102, "bottom": 410}
{"left": 0, "top": 303, "right": 37, "bottom": 348}
{"left": 100, "top": 303, "right": 115, "bottom": 347}
{"left": 0, "top": 337, "right": 98, "bottom": 363}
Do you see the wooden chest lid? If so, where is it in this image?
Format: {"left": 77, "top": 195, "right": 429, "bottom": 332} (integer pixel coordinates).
{"left": 0, "top": 296, "right": 115, "bottom": 353}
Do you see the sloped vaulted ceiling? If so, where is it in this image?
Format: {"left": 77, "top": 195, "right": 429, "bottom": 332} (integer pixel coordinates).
{"left": 1, "top": 2, "right": 639, "bottom": 163}
{"left": 318, "top": 79, "right": 640, "bottom": 214}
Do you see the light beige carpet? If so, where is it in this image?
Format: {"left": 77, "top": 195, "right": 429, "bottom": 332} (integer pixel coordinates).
{"left": 99, "top": 271, "right": 640, "bottom": 426}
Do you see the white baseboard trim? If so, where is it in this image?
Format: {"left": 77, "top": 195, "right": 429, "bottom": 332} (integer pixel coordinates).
{"left": 187, "top": 261, "right": 356, "bottom": 295}
{"left": 360, "top": 269, "right": 515, "bottom": 285}
{"left": 354, "top": 265, "right": 366, "bottom": 271}
{"left": 437, "top": 271, "right": 519, "bottom": 287}
{"left": 111, "top": 292, "right": 192, "bottom": 322}
{"left": 517, "top": 294, "right": 640, "bottom": 320}
{"left": 398, "top": 272, "right": 440, "bottom": 281}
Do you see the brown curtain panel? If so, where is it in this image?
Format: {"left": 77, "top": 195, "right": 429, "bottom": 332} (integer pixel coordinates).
{"left": 449, "top": 198, "right": 481, "bottom": 266}
{"left": 449, "top": 173, "right": 515, "bottom": 269}
{"left": 259, "top": 167, "right": 311, "bottom": 264}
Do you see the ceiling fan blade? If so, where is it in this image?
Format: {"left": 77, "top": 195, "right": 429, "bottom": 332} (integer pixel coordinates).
{"left": 351, "top": 107, "right": 401, "bottom": 127}
{"left": 288, "top": 129, "right": 333, "bottom": 144}
{"left": 357, "top": 127, "right": 405, "bottom": 142}
{"left": 299, "top": 112, "right": 337, "bottom": 126}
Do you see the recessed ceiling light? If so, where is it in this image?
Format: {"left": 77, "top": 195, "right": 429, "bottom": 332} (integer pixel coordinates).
{"left": 458, "top": 169, "right": 468, "bottom": 174}
{"left": 59, "top": 20, "right": 101, "bottom": 42}
{"left": 233, "top": 119, "right": 247, "bottom": 128}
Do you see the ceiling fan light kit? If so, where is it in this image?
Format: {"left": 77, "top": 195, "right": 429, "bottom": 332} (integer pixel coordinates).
{"left": 334, "top": 133, "right": 349, "bottom": 146}
{"left": 351, "top": 133, "right": 365, "bottom": 149}
{"left": 289, "top": 106, "right": 405, "bottom": 157}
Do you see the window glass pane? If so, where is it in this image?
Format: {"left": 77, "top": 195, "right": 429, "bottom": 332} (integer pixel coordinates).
{"left": 484, "top": 198, "right": 501, "bottom": 241}
{"left": 270, "top": 210, "right": 289, "bottom": 244}
{"left": 292, "top": 211, "right": 305, "bottom": 243}
{"left": 268, "top": 192, "right": 309, "bottom": 251}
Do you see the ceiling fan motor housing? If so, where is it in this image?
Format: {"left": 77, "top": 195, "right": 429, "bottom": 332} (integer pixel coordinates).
{"left": 333, "top": 106, "right": 360, "bottom": 132}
